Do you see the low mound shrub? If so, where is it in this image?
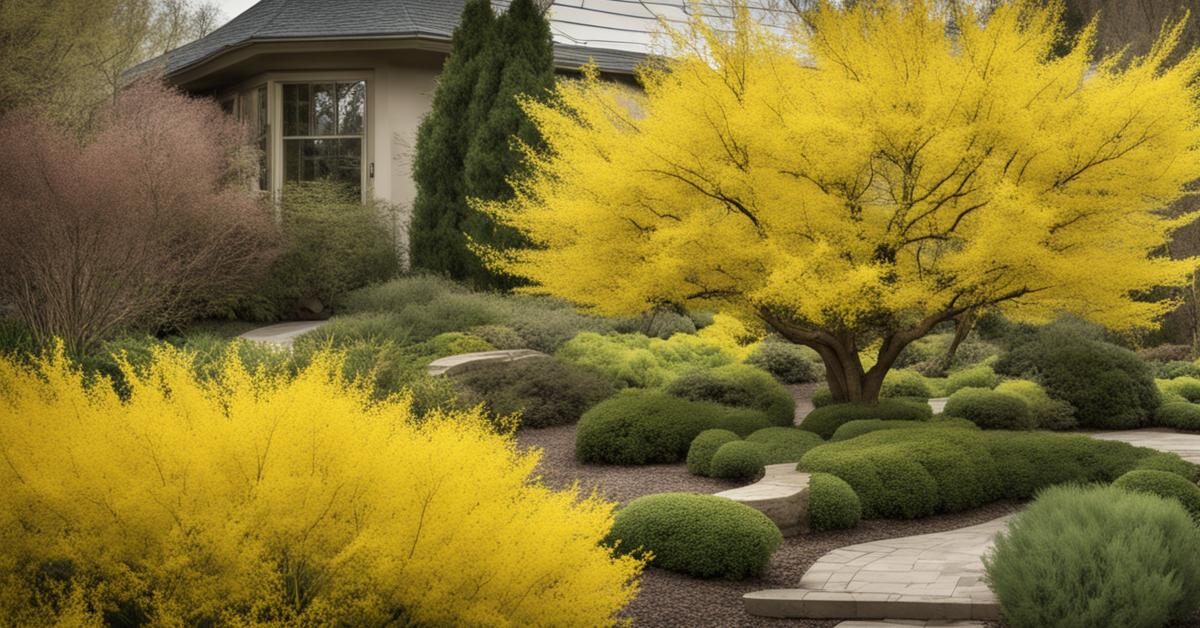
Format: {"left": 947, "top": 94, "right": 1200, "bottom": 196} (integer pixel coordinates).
{"left": 0, "top": 347, "right": 644, "bottom": 625}
{"left": 800, "top": 399, "right": 932, "bottom": 439}
{"left": 466, "top": 324, "right": 527, "bottom": 350}
{"left": 1113, "top": 469, "right": 1200, "bottom": 520}
{"left": 687, "top": 429, "right": 741, "bottom": 475}
{"left": 984, "top": 485, "right": 1200, "bottom": 628}
{"left": 831, "top": 417, "right": 977, "bottom": 442}
{"left": 454, "top": 357, "right": 614, "bottom": 428}
{"left": 800, "top": 428, "right": 1182, "bottom": 519}
{"left": 807, "top": 473, "right": 862, "bottom": 531}
{"left": 576, "top": 390, "right": 772, "bottom": 465}
{"left": 943, "top": 365, "right": 999, "bottom": 395}
{"left": 557, "top": 332, "right": 734, "bottom": 388}
{"left": 1158, "top": 360, "right": 1200, "bottom": 379}
{"left": 746, "top": 427, "right": 824, "bottom": 452}
{"left": 666, "top": 364, "right": 795, "bottom": 426}
{"left": 709, "top": 441, "right": 768, "bottom": 480}
{"left": 942, "top": 387, "right": 1034, "bottom": 430}
{"left": 745, "top": 341, "right": 819, "bottom": 383}
{"left": 1134, "top": 451, "right": 1200, "bottom": 482}
{"left": 993, "top": 379, "right": 1076, "bottom": 430}
{"left": 606, "top": 493, "right": 782, "bottom": 579}
{"left": 1155, "top": 402, "right": 1200, "bottom": 431}
{"left": 881, "top": 369, "right": 934, "bottom": 399}
{"left": 998, "top": 332, "right": 1159, "bottom": 429}
{"left": 811, "top": 383, "right": 834, "bottom": 408}
{"left": 1158, "top": 376, "right": 1200, "bottom": 403}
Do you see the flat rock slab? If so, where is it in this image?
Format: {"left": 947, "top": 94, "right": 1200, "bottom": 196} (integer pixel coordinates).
{"left": 745, "top": 516, "right": 1011, "bottom": 621}
{"left": 426, "top": 349, "right": 547, "bottom": 377}
{"left": 715, "top": 464, "right": 810, "bottom": 536}
{"left": 836, "top": 621, "right": 986, "bottom": 628}
{"left": 927, "top": 398, "right": 948, "bottom": 414}
{"left": 1088, "top": 428, "right": 1200, "bottom": 464}
{"left": 238, "top": 321, "right": 328, "bottom": 347}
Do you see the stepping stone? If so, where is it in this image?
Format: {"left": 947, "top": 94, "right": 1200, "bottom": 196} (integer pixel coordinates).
{"left": 836, "top": 621, "right": 986, "bottom": 627}
{"left": 714, "top": 464, "right": 811, "bottom": 536}
{"left": 238, "top": 321, "right": 328, "bottom": 347}
{"left": 744, "top": 516, "right": 1011, "bottom": 621}
{"left": 426, "top": 349, "right": 548, "bottom": 377}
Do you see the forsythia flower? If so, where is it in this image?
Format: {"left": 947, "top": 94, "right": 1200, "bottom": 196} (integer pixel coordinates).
{"left": 0, "top": 346, "right": 644, "bottom": 626}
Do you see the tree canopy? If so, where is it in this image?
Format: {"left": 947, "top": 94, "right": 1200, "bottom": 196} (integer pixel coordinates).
{"left": 483, "top": 0, "right": 1200, "bottom": 402}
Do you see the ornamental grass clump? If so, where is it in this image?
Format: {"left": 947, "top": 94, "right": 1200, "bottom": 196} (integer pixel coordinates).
{"left": 985, "top": 485, "right": 1200, "bottom": 628}
{"left": 0, "top": 346, "right": 644, "bottom": 625}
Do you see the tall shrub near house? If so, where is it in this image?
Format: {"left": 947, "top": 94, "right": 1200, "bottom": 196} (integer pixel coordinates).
{"left": 480, "top": 0, "right": 1200, "bottom": 403}
{"left": 409, "top": 0, "right": 495, "bottom": 279}
{"left": 0, "top": 347, "right": 644, "bottom": 625}
{"left": 0, "top": 80, "right": 277, "bottom": 355}
{"left": 461, "top": 0, "right": 555, "bottom": 289}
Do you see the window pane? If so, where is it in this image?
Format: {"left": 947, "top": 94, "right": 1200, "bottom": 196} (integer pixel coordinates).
{"left": 283, "top": 138, "right": 361, "bottom": 196}
{"left": 313, "top": 84, "right": 336, "bottom": 136}
{"left": 283, "top": 84, "right": 310, "bottom": 136}
{"left": 285, "top": 139, "right": 301, "bottom": 182}
{"left": 338, "top": 81, "right": 365, "bottom": 135}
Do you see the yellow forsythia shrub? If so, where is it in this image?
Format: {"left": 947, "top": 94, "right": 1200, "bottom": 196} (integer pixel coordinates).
{"left": 0, "top": 347, "right": 643, "bottom": 625}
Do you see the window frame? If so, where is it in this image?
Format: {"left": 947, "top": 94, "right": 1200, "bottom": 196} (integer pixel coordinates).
{"left": 278, "top": 79, "right": 369, "bottom": 200}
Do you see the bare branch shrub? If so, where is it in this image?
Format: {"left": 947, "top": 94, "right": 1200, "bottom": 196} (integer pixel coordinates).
{"left": 0, "top": 80, "right": 279, "bottom": 354}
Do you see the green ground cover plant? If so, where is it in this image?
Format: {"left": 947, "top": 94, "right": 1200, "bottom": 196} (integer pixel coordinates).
{"left": 800, "top": 399, "right": 933, "bottom": 439}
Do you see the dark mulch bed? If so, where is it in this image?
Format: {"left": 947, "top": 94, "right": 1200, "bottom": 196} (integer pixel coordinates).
{"left": 516, "top": 423, "right": 1022, "bottom": 627}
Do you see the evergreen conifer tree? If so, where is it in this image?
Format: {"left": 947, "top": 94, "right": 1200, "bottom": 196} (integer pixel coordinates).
{"left": 408, "top": 0, "right": 495, "bottom": 276}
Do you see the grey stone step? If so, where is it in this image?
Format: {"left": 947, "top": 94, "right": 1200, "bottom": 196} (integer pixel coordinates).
{"left": 714, "top": 464, "right": 811, "bottom": 536}
{"left": 426, "top": 349, "right": 548, "bottom": 377}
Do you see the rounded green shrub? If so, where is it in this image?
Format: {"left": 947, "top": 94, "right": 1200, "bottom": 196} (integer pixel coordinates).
{"left": 984, "top": 485, "right": 1200, "bottom": 628}
{"left": 881, "top": 369, "right": 934, "bottom": 399}
{"left": 800, "top": 399, "right": 932, "bottom": 439}
{"left": 993, "top": 379, "right": 1076, "bottom": 430}
{"left": 709, "top": 441, "right": 768, "bottom": 480}
{"left": 454, "top": 357, "right": 614, "bottom": 428}
{"left": 807, "top": 473, "right": 862, "bottom": 531}
{"left": 1113, "top": 469, "right": 1200, "bottom": 519}
{"left": 1158, "top": 376, "right": 1200, "bottom": 403}
{"left": 831, "top": 417, "right": 977, "bottom": 441}
{"left": 746, "top": 427, "right": 824, "bottom": 451}
{"left": 1155, "top": 401, "right": 1200, "bottom": 431}
{"left": 576, "top": 390, "right": 772, "bottom": 465}
{"left": 1134, "top": 451, "right": 1200, "bottom": 483}
{"left": 942, "top": 387, "right": 1034, "bottom": 430}
{"left": 606, "top": 493, "right": 783, "bottom": 579}
{"left": 998, "top": 333, "right": 1159, "bottom": 429}
{"left": 666, "top": 364, "right": 796, "bottom": 426}
{"left": 745, "top": 341, "right": 819, "bottom": 383}
{"left": 811, "top": 384, "right": 834, "bottom": 408}
{"left": 943, "top": 365, "right": 999, "bottom": 395}
{"left": 686, "top": 429, "right": 741, "bottom": 476}
{"left": 1158, "top": 360, "right": 1200, "bottom": 380}
{"left": 557, "top": 332, "right": 733, "bottom": 389}
{"left": 465, "top": 324, "right": 527, "bottom": 350}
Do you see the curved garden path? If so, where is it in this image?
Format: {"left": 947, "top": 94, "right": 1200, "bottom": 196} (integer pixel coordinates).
{"left": 237, "top": 320, "right": 327, "bottom": 347}
{"left": 1088, "top": 428, "right": 1200, "bottom": 464}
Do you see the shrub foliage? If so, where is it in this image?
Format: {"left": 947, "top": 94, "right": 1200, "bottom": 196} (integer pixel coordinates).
{"left": 800, "top": 399, "right": 932, "bottom": 439}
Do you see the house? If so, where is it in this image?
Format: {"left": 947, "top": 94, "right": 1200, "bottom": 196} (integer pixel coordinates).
{"left": 129, "top": 0, "right": 647, "bottom": 255}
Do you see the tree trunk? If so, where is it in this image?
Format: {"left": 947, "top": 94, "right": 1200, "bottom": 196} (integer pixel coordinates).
{"left": 937, "top": 310, "right": 975, "bottom": 375}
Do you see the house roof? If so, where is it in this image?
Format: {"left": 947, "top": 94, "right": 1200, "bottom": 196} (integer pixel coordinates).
{"left": 129, "top": 0, "right": 648, "bottom": 81}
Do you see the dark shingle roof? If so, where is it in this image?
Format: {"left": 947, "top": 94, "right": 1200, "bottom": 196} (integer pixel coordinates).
{"left": 131, "top": 0, "right": 646, "bottom": 80}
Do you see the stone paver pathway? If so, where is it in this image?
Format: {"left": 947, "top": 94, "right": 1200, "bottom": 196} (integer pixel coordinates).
{"left": 1088, "top": 428, "right": 1200, "bottom": 464}
{"left": 744, "top": 516, "right": 1008, "bottom": 621}
{"left": 836, "top": 621, "right": 985, "bottom": 628}
{"left": 238, "top": 321, "right": 327, "bottom": 347}
{"left": 425, "top": 349, "right": 547, "bottom": 376}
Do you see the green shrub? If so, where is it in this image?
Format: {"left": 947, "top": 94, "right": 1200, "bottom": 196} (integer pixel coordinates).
{"left": 800, "top": 399, "right": 932, "bottom": 439}
{"left": 557, "top": 332, "right": 734, "bottom": 389}
{"left": 1155, "top": 402, "right": 1200, "bottom": 431}
{"left": 745, "top": 341, "right": 819, "bottom": 383}
{"left": 942, "top": 365, "right": 999, "bottom": 395}
{"left": 1158, "top": 360, "right": 1200, "bottom": 379}
{"left": 454, "top": 357, "right": 614, "bottom": 428}
{"left": 687, "top": 429, "right": 741, "bottom": 475}
{"left": 881, "top": 369, "right": 934, "bottom": 399}
{"left": 0, "top": 318, "right": 37, "bottom": 358}
{"left": 342, "top": 274, "right": 470, "bottom": 311}
{"left": 808, "top": 473, "right": 862, "bottom": 531}
{"left": 666, "top": 364, "right": 795, "bottom": 426}
{"left": 1134, "top": 451, "right": 1200, "bottom": 483}
{"left": 466, "top": 324, "right": 527, "bottom": 350}
{"left": 994, "top": 379, "right": 1077, "bottom": 430}
{"left": 746, "top": 427, "right": 824, "bottom": 451}
{"left": 942, "top": 387, "right": 1034, "bottom": 430}
{"left": 1113, "top": 470, "right": 1200, "bottom": 520}
{"left": 709, "top": 441, "right": 768, "bottom": 480}
{"left": 1158, "top": 376, "right": 1200, "bottom": 403}
{"left": 831, "top": 417, "right": 977, "bottom": 442}
{"left": 984, "top": 485, "right": 1200, "bottom": 628}
{"left": 606, "top": 493, "right": 782, "bottom": 579}
{"left": 575, "top": 390, "right": 771, "bottom": 465}
{"left": 613, "top": 308, "right": 696, "bottom": 339}
{"left": 800, "top": 428, "right": 1172, "bottom": 519}
{"left": 811, "top": 383, "right": 834, "bottom": 408}
{"left": 502, "top": 297, "right": 616, "bottom": 353}
{"left": 998, "top": 332, "right": 1159, "bottom": 429}
{"left": 240, "top": 181, "right": 399, "bottom": 321}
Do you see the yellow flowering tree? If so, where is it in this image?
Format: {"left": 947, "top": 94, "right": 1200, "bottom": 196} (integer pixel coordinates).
{"left": 483, "top": 1, "right": 1200, "bottom": 402}
{"left": 0, "top": 347, "right": 643, "bottom": 625}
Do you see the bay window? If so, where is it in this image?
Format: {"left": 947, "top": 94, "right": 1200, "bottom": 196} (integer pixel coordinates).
{"left": 282, "top": 81, "right": 366, "bottom": 197}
